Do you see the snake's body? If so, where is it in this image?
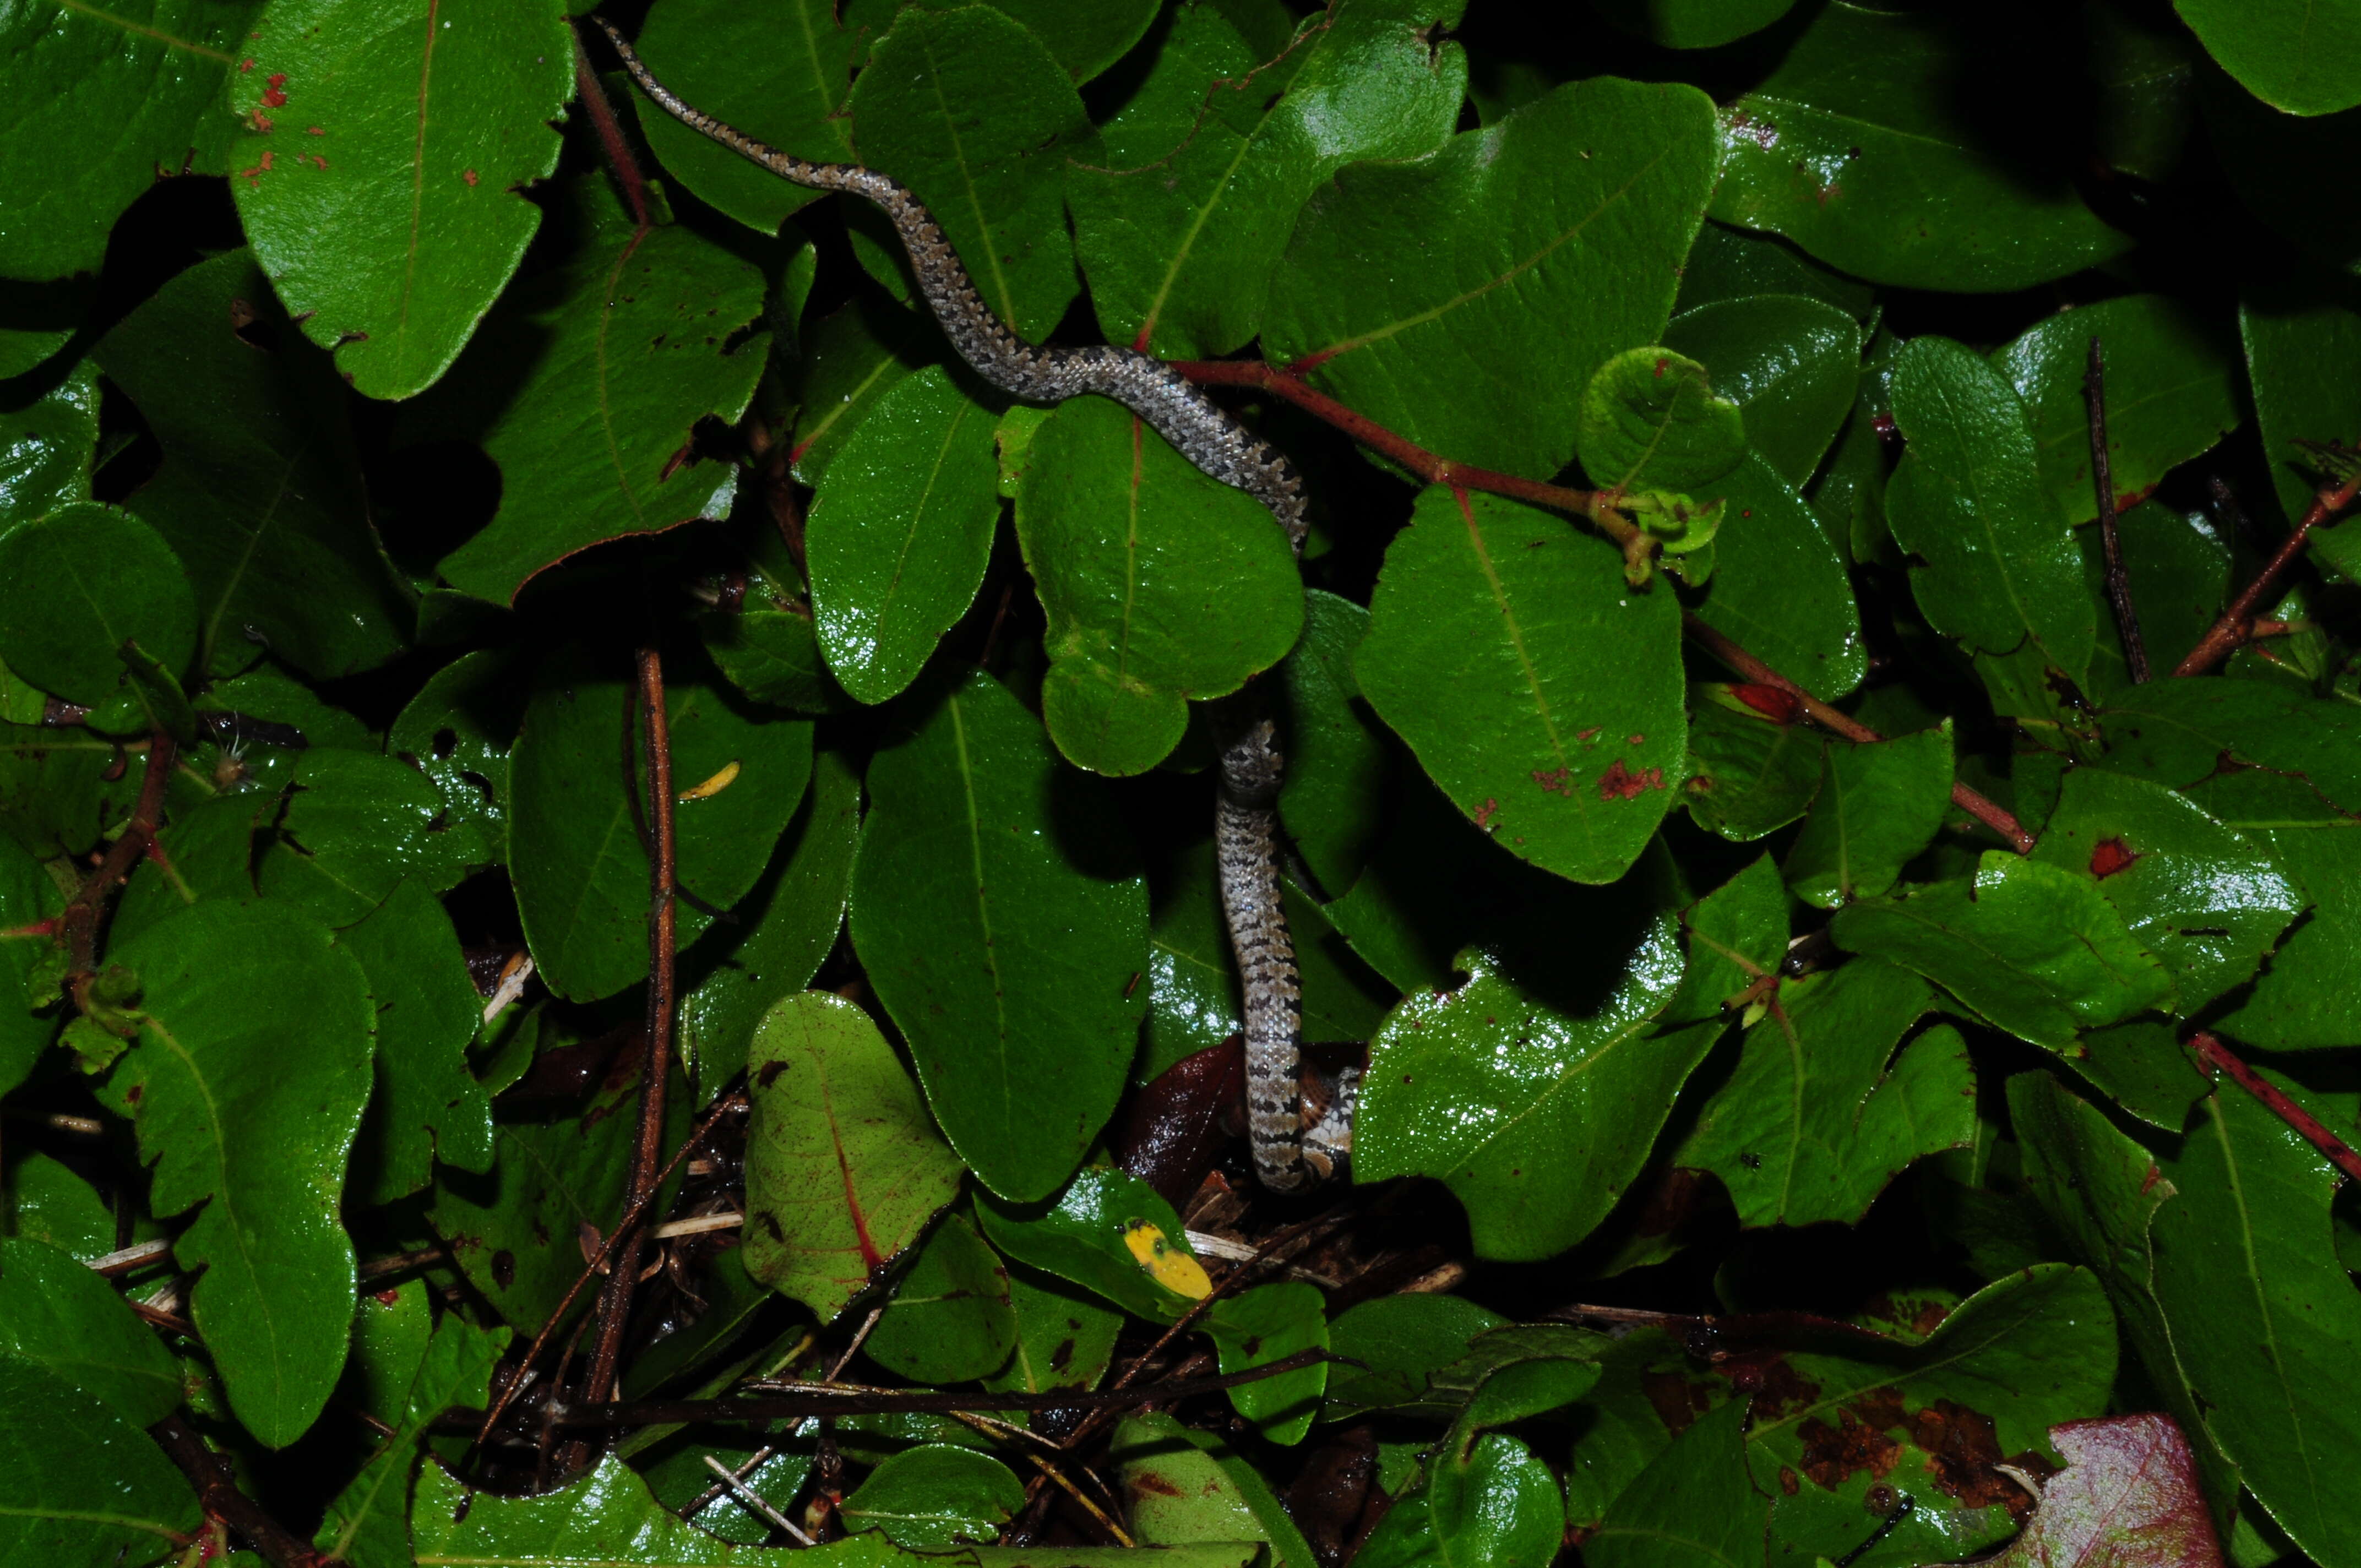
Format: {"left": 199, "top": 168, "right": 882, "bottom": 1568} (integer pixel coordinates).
{"left": 605, "top": 21, "right": 1341, "bottom": 1189}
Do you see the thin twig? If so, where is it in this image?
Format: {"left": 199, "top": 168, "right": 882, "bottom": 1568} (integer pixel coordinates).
{"left": 701, "top": 1453, "right": 817, "bottom": 1544}
{"left": 1680, "top": 612, "right": 2037, "bottom": 853}
{"left": 88, "top": 1237, "right": 173, "bottom": 1277}
{"left": 2086, "top": 336, "right": 2149, "bottom": 682}
{"left": 2175, "top": 467, "right": 2361, "bottom": 677}
{"left": 2188, "top": 1032, "right": 2361, "bottom": 1184}
{"left": 585, "top": 646, "right": 682, "bottom": 1409}
{"left": 358, "top": 1244, "right": 450, "bottom": 1282}
{"left": 572, "top": 30, "right": 652, "bottom": 231}
{"left": 61, "top": 731, "right": 177, "bottom": 990}
{"left": 150, "top": 1414, "right": 324, "bottom": 1568}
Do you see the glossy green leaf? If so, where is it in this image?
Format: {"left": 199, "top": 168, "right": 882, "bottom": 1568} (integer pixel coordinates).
{"left": 1831, "top": 853, "right": 2173, "bottom": 1049}
{"left": 0, "top": 1236, "right": 180, "bottom": 1425}
{"left": 786, "top": 296, "right": 946, "bottom": 490}
{"left": 2179, "top": 769, "right": 2361, "bottom": 1051}
{"left": 1204, "top": 1281, "right": 1328, "bottom": 1446}
{"left": 628, "top": 0, "right": 856, "bottom": 237}
{"left": 2178, "top": 0, "right": 2361, "bottom": 117}
{"left": 0, "top": 722, "right": 138, "bottom": 863}
{"left": 841, "top": 1444, "right": 1026, "bottom": 1547}
{"left": 1113, "top": 1410, "right": 1318, "bottom": 1568}
{"left": 509, "top": 650, "right": 813, "bottom": 1002}
{"left": 679, "top": 748, "right": 861, "bottom": 1097}
{"left": 0, "top": 1152, "right": 117, "bottom": 1261}
{"left": 259, "top": 748, "right": 485, "bottom": 922}
{"left": 866, "top": 1212, "right": 1018, "bottom": 1385}
{"left": 1995, "top": 294, "right": 2241, "bottom": 527}
{"left": 418, "top": 207, "right": 769, "bottom": 605}
{"left": 1576, "top": 347, "right": 1745, "bottom": 494}
{"left": 2149, "top": 1089, "right": 2361, "bottom": 1565}
{"left": 0, "top": 358, "right": 97, "bottom": 533}
{"left": 1661, "top": 851, "right": 1789, "bottom": 1027}
{"left": 1711, "top": 2, "right": 2130, "bottom": 290}
{"left": 1663, "top": 295, "right": 1864, "bottom": 487}
{"left": 1886, "top": 336, "right": 2096, "bottom": 681}
{"left": 2238, "top": 271, "right": 2361, "bottom": 581}
{"left": 1673, "top": 959, "right": 1973, "bottom": 1227}
{"left": 850, "top": 671, "right": 1146, "bottom": 1199}
{"left": 844, "top": 6, "right": 1093, "bottom": 341}
{"left": 0, "top": 503, "right": 193, "bottom": 707}
{"left": 1675, "top": 222, "right": 1876, "bottom": 324}
{"left": 101, "top": 901, "right": 373, "bottom": 1447}
{"left": 1014, "top": 395, "right": 1301, "bottom": 775}
{"left": 226, "top": 0, "right": 569, "bottom": 399}
{"left": 982, "top": 1259, "right": 1123, "bottom": 1397}
{"left": 1357, "top": 488, "right": 1685, "bottom": 885}
{"left": 1070, "top": 0, "right": 1467, "bottom": 360}
{"left": 1325, "top": 1294, "right": 1511, "bottom": 1417}
{"left": 977, "top": 1165, "right": 1209, "bottom": 1323}
{"left": 0, "top": 0, "right": 261, "bottom": 281}
{"left": 742, "top": 991, "right": 964, "bottom": 1324}
{"left": 94, "top": 248, "right": 411, "bottom": 680}
{"left": 1276, "top": 590, "right": 1388, "bottom": 895}
{"left": 1681, "top": 685, "right": 1826, "bottom": 841}
{"left": 1783, "top": 725, "right": 1952, "bottom": 908}
{"left": 1582, "top": 1399, "right": 1759, "bottom": 1568}
{"left": 0, "top": 832, "right": 59, "bottom": 1096}
{"left": 1430, "top": 1432, "right": 1565, "bottom": 1568}
{"left": 1355, "top": 919, "right": 1711, "bottom": 1261}
{"left": 315, "top": 1307, "right": 510, "bottom": 1568}
{"left": 702, "top": 608, "right": 846, "bottom": 714}
{"left": 1555, "top": 1329, "right": 1692, "bottom": 1532}
{"left": 0, "top": 1353, "right": 195, "bottom": 1566}
{"left": 808, "top": 366, "right": 1000, "bottom": 705}
{"left": 340, "top": 879, "right": 494, "bottom": 1204}
{"left": 388, "top": 647, "right": 524, "bottom": 845}
{"left": 1693, "top": 453, "right": 1866, "bottom": 704}
{"left": 1267, "top": 76, "right": 1718, "bottom": 480}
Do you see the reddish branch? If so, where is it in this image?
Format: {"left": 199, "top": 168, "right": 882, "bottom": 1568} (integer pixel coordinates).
{"left": 2188, "top": 1033, "right": 2361, "bottom": 1185}
{"left": 2174, "top": 467, "right": 2361, "bottom": 677}
{"left": 1680, "top": 613, "right": 2036, "bottom": 853}
{"left": 572, "top": 31, "right": 652, "bottom": 231}
{"left": 584, "top": 647, "right": 682, "bottom": 1409}
{"left": 150, "top": 1414, "right": 324, "bottom": 1568}
{"left": 2086, "top": 337, "right": 2150, "bottom": 683}
{"left": 61, "top": 731, "right": 178, "bottom": 994}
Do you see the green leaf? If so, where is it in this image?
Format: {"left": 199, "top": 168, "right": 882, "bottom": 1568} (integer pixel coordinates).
{"left": 1205, "top": 1281, "right": 1328, "bottom": 1446}
{"left": 1783, "top": 725, "right": 1953, "bottom": 909}
{"left": 0, "top": 1352, "right": 197, "bottom": 1565}
{"left": 1693, "top": 455, "right": 1865, "bottom": 704}
{"left": 741, "top": 991, "right": 965, "bottom": 1324}
{"left": 0, "top": 503, "right": 195, "bottom": 708}
{"left": 850, "top": 672, "right": 1147, "bottom": 1200}
{"left": 0, "top": 1235, "right": 181, "bottom": 1425}
{"left": 417, "top": 208, "right": 770, "bottom": 605}
{"left": 388, "top": 647, "right": 524, "bottom": 846}
{"left": 226, "top": 0, "right": 569, "bottom": 399}
{"left": 1014, "top": 395, "right": 1300, "bottom": 774}
{"left": 1681, "top": 685, "right": 1826, "bottom": 841}
{"left": 339, "top": 879, "right": 494, "bottom": 1204}
{"left": 628, "top": 0, "right": 856, "bottom": 237}
{"left": 1354, "top": 921, "right": 1713, "bottom": 1261}
{"left": 0, "top": 0, "right": 261, "bottom": 281}
{"left": 315, "top": 1305, "right": 510, "bottom": 1568}
{"left": 1276, "top": 591, "right": 1388, "bottom": 895}
{"left": 2238, "top": 271, "right": 2361, "bottom": 581}
{"left": 258, "top": 749, "right": 485, "bottom": 922}
{"left": 1557, "top": 1329, "right": 1691, "bottom": 1532}
{"left": 1994, "top": 294, "right": 2242, "bottom": 527}
{"left": 1581, "top": 1399, "right": 1759, "bottom": 1568}
{"left": 1885, "top": 336, "right": 2096, "bottom": 681}
{"left": 1360, "top": 488, "right": 1685, "bottom": 883}
{"left": 1661, "top": 852, "right": 1788, "bottom": 1027}
{"left": 982, "top": 1258, "right": 1123, "bottom": 1397}
{"left": 844, "top": 6, "right": 1095, "bottom": 340}
{"left": 1070, "top": 0, "right": 1467, "bottom": 360}
{"left": 1113, "top": 1410, "right": 1318, "bottom": 1568}
{"left": 1831, "top": 853, "right": 2174, "bottom": 1050}
{"left": 2149, "top": 1088, "right": 2361, "bottom": 1564}
{"left": 509, "top": 650, "right": 813, "bottom": 1002}
{"left": 679, "top": 748, "right": 862, "bottom": 1097}
{"left": 1430, "top": 1432, "right": 1565, "bottom": 1568}
{"left": 1710, "top": 2, "right": 2130, "bottom": 290}
{"left": 1673, "top": 959, "right": 1974, "bottom": 1227}
{"left": 0, "top": 357, "right": 98, "bottom": 533}
{"left": 1576, "top": 347, "right": 1745, "bottom": 494}
{"left": 2178, "top": 0, "right": 2361, "bottom": 116}
{"left": 1267, "top": 77, "right": 1718, "bottom": 480}
{"left": 1325, "top": 1294, "right": 1511, "bottom": 1418}
{"left": 808, "top": 366, "right": 1000, "bottom": 706}
{"left": 785, "top": 296, "right": 946, "bottom": 491}
{"left": 1595, "top": 0, "right": 1799, "bottom": 48}
{"left": 0, "top": 1152, "right": 117, "bottom": 1260}
{"left": 977, "top": 1164, "right": 1210, "bottom": 1323}
{"left": 1675, "top": 221, "right": 1877, "bottom": 324}
{"left": 1663, "top": 295, "right": 1864, "bottom": 487}
{"left": 0, "top": 826, "right": 61, "bottom": 1096}
{"left": 102, "top": 901, "right": 373, "bottom": 1447}
{"left": 841, "top": 1444, "right": 1027, "bottom": 1547}
{"left": 2180, "top": 769, "right": 2361, "bottom": 1051}
{"left": 2030, "top": 768, "right": 2305, "bottom": 1014}
{"left": 866, "top": 1211, "right": 1019, "bottom": 1385}
{"left": 93, "top": 248, "right": 412, "bottom": 680}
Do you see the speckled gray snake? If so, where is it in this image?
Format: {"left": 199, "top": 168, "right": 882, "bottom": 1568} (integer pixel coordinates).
{"left": 601, "top": 20, "right": 1352, "bottom": 1190}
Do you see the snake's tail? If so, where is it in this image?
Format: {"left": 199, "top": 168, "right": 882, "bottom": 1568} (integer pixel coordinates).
{"left": 1217, "top": 720, "right": 1310, "bottom": 1194}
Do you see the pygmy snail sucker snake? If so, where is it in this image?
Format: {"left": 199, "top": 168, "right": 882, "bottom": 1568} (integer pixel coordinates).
{"left": 600, "top": 18, "right": 1350, "bottom": 1189}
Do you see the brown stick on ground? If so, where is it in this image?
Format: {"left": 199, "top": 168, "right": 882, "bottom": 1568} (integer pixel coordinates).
{"left": 584, "top": 646, "right": 681, "bottom": 1409}
{"left": 61, "top": 731, "right": 178, "bottom": 998}
{"left": 150, "top": 1413, "right": 324, "bottom": 1568}
{"left": 1681, "top": 613, "right": 2036, "bottom": 854}
{"left": 2086, "top": 336, "right": 2150, "bottom": 683}
{"left": 2174, "top": 467, "right": 2361, "bottom": 677}
{"left": 2188, "top": 1033, "right": 2361, "bottom": 1185}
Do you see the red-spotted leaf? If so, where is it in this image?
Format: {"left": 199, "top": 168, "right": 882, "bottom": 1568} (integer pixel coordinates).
{"left": 741, "top": 990, "right": 964, "bottom": 1324}
{"left": 1981, "top": 1413, "right": 2223, "bottom": 1568}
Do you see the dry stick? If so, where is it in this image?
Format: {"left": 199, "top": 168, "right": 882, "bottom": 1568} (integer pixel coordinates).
{"left": 2086, "top": 336, "right": 2150, "bottom": 683}
{"left": 473, "top": 1091, "right": 746, "bottom": 1443}
{"left": 2175, "top": 467, "right": 2361, "bottom": 677}
{"left": 585, "top": 646, "right": 683, "bottom": 1410}
{"left": 572, "top": 32, "right": 651, "bottom": 232}
{"left": 1680, "top": 613, "right": 2037, "bottom": 854}
{"left": 61, "top": 732, "right": 178, "bottom": 986}
{"left": 150, "top": 1414, "right": 323, "bottom": 1568}
{"left": 2188, "top": 1032, "right": 2361, "bottom": 1185}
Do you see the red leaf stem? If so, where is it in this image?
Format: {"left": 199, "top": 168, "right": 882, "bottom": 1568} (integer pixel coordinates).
{"left": 2173, "top": 467, "right": 2361, "bottom": 677}
{"left": 2187, "top": 1032, "right": 2361, "bottom": 1185}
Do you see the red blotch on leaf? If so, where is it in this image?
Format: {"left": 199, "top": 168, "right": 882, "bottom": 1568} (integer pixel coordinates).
{"left": 1533, "top": 766, "right": 1574, "bottom": 796}
{"left": 1598, "top": 759, "right": 1666, "bottom": 801}
{"left": 261, "top": 72, "right": 288, "bottom": 108}
{"left": 1473, "top": 797, "right": 1500, "bottom": 831}
{"left": 463, "top": 168, "right": 480, "bottom": 187}
{"left": 1988, "top": 1413, "right": 2222, "bottom": 1567}
{"left": 2090, "top": 837, "right": 2139, "bottom": 879}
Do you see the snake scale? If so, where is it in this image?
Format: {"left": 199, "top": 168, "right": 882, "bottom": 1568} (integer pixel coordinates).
{"left": 600, "top": 20, "right": 1351, "bottom": 1190}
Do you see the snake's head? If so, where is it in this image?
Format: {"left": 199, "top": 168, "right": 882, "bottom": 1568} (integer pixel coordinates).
{"left": 1218, "top": 718, "right": 1285, "bottom": 804}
